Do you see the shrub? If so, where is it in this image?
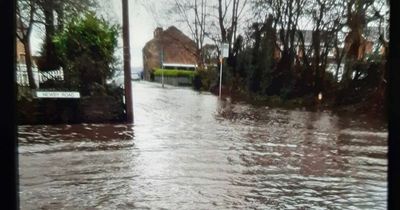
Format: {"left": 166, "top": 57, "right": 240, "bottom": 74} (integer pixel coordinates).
{"left": 153, "top": 68, "right": 197, "bottom": 79}
{"left": 53, "top": 12, "right": 119, "bottom": 96}
{"left": 195, "top": 67, "right": 218, "bottom": 91}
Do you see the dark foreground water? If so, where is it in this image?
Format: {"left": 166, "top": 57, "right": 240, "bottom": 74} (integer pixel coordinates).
{"left": 19, "top": 81, "right": 387, "bottom": 209}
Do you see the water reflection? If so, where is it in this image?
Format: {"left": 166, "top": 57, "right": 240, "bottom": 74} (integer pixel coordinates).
{"left": 19, "top": 81, "right": 387, "bottom": 209}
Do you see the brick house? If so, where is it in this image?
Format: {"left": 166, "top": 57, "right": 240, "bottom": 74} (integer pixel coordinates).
{"left": 142, "top": 26, "right": 198, "bottom": 80}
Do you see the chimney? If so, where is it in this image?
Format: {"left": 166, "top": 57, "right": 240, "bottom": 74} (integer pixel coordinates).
{"left": 154, "top": 27, "right": 163, "bottom": 38}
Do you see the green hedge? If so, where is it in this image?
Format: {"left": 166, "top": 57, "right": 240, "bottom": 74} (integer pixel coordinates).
{"left": 153, "top": 68, "right": 197, "bottom": 78}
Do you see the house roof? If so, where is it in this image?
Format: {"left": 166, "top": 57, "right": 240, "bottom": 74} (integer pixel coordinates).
{"left": 143, "top": 26, "right": 197, "bottom": 65}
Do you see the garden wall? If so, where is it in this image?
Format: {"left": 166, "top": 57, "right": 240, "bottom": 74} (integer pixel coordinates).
{"left": 18, "top": 95, "right": 125, "bottom": 125}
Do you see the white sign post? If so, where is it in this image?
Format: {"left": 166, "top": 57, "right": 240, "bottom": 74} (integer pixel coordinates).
{"left": 161, "top": 47, "right": 165, "bottom": 88}
{"left": 219, "top": 43, "right": 229, "bottom": 98}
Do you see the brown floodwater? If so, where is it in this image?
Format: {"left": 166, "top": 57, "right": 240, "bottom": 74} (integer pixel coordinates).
{"left": 18, "top": 81, "right": 387, "bottom": 209}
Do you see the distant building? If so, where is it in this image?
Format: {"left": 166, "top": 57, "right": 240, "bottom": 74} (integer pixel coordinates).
{"left": 272, "top": 28, "right": 386, "bottom": 76}
{"left": 16, "top": 20, "right": 27, "bottom": 65}
{"left": 142, "top": 26, "right": 198, "bottom": 80}
{"left": 16, "top": 39, "right": 26, "bottom": 64}
{"left": 16, "top": 21, "right": 38, "bottom": 65}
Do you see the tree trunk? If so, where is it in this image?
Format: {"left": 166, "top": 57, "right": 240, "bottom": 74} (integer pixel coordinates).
{"left": 313, "top": 30, "right": 321, "bottom": 94}
{"left": 43, "top": 1, "right": 58, "bottom": 71}
{"left": 334, "top": 38, "right": 344, "bottom": 82}
{"left": 342, "top": 57, "right": 354, "bottom": 85}
{"left": 218, "top": 0, "right": 227, "bottom": 42}
{"left": 23, "top": 38, "right": 37, "bottom": 89}
{"left": 56, "top": 3, "right": 65, "bottom": 32}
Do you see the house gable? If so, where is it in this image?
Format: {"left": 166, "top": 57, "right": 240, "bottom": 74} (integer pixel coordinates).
{"left": 142, "top": 26, "right": 197, "bottom": 80}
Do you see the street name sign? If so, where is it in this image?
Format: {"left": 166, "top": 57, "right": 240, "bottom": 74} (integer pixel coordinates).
{"left": 34, "top": 91, "right": 80, "bottom": 99}
{"left": 219, "top": 42, "right": 229, "bottom": 98}
{"left": 221, "top": 43, "right": 229, "bottom": 58}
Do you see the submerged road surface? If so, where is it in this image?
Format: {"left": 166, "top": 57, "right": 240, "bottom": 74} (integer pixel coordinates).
{"left": 19, "top": 81, "right": 387, "bottom": 209}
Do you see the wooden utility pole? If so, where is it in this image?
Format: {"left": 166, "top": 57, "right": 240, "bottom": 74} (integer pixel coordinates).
{"left": 219, "top": 57, "right": 223, "bottom": 98}
{"left": 122, "top": 0, "right": 133, "bottom": 123}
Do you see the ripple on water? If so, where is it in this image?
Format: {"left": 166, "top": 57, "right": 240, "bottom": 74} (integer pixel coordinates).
{"left": 18, "top": 82, "right": 387, "bottom": 209}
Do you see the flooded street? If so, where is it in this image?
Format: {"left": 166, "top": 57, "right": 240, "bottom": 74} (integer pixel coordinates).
{"left": 19, "top": 81, "right": 387, "bottom": 209}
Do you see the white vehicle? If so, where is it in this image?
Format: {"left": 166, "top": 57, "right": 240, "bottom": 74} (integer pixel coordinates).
{"left": 132, "top": 73, "right": 141, "bottom": 81}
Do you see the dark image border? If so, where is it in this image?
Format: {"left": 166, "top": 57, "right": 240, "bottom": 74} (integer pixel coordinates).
{"left": 1, "top": 0, "right": 399, "bottom": 209}
{"left": 0, "top": 0, "right": 18, "bottom": 209}
{"left": 388, "top": 0, "right": 400, "bottom": 209}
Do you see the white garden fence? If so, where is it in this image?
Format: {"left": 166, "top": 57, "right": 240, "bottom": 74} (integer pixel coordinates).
{"left": 16, "top": 64, "right": 64, "bottom": 87}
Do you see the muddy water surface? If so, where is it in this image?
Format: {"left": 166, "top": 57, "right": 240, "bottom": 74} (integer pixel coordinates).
{"left": 19, "top": 81, "right": 387, "bottom": 209}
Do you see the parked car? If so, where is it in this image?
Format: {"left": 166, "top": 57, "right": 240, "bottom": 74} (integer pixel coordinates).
{"left": 132, "top": 73, "right": 141, "bottom": 81}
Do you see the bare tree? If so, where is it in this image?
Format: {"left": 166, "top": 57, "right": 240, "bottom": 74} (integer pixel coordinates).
{"left": 170, "top": 0, "right": 208, "bottom": 67}
{"left": 16, "top": 0, "right": 40, "bottom": 89}
{"left": 298, "top": 0, "right": 346, "bottom": 92}
{"left": 341, "top": 0, "right": 375, "bottom": 84}
{"left": 215, "top": 0, "right": 248, "bottom": 54}
{"left": 254, "top": 0, "right": 307, "bottom": 93}
{"left": 332, "top": 29, "right": 347, "bottom": 82}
